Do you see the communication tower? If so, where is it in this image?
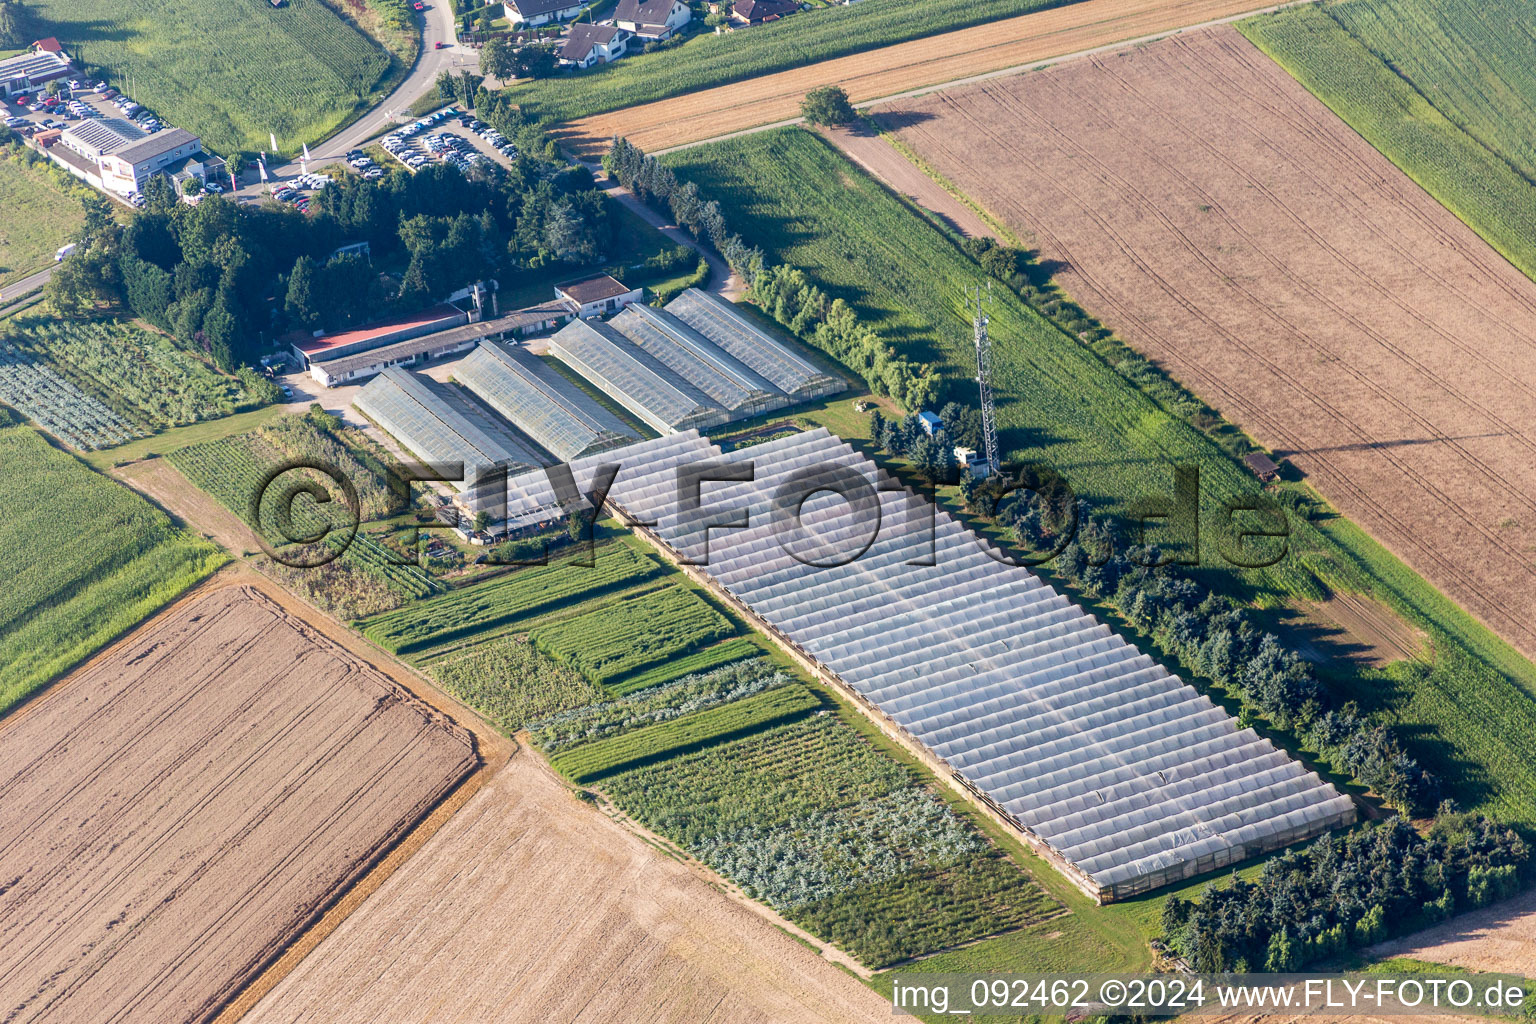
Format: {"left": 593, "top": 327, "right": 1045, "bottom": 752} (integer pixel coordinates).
{"left": 972, "top": 284, "right": 999, "bottom": 477}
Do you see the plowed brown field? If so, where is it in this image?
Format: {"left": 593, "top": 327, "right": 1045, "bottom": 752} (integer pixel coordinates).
{"left": 883, "top": 26, "right": 1536, "bottom": 662}
{"left": 242, "top": 751, "right": 893, "bottom": 1024}
{"left": 1371, "top": 887, "right": 1536, "bottom": 978}
{"left": 0, "top": 584, "right": 476, "bottom": 1024}
{"left": 557, "top": 0, "right": 1303, "bottom": 157}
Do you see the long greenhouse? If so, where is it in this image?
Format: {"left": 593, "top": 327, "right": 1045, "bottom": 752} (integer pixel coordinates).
{"left": 664, "top": 289, "right": 845, "bottom": 400}
{"left": 512, "top": 428, "right": 1356, "bottom": 902}
{"left": 608, "top": 304, "right": 787, "bottom": 417}
{"left": 354, "top": 366, "right": 546, "bottom": 511}
{"left": 546, "top": 318, "right": 727, "bottom": 435}
{"left": 454, "top": 341, "right": 639, "bottom": 462}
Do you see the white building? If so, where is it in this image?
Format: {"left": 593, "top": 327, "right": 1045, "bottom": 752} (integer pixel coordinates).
{"left": 100, "top": 129, "right": 201, "bottom": 195}
{"left": 554, "top": 274, "right": 642, "bottom": 318}
{"left": 613, "top": 0, "right": 690, "bottom": 39}
{"left": 0, "top": 43, "right": 71, "bottom": 98}
{"left": 559, "top": 23, "right": 631, "bottom": 68}
{"left": 505, "top": 0, "right": 584, "bottom": 27}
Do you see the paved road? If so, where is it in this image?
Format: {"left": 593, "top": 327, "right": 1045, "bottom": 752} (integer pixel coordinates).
{"left": 0, "top": 266, "right": 54, "bottom": 307}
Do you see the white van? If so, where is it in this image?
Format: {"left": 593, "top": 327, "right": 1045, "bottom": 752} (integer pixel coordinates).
{"left": 55, "top": 243, "right": 77, "bottom": 262}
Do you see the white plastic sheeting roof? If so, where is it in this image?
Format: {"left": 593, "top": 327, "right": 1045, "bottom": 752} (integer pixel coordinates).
{"left": 511, "top": 428, "right": 1355, "bottom": 896}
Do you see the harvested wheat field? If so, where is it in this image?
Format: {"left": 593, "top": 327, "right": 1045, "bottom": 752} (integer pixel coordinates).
{"left": 558, "top": 0, "right": 1296, "bottom": 157}
{"left": 883, "top": 26, "right": 1536, "bottom": 662}
{"left": 1370, "top": 887, "right": 1536, "bottom": 978}
{"left": 243, "top": 751, "right": 893, "bottom": 1024}
{"left": 0, "top": 583, "right": 477, "bottom": 1024}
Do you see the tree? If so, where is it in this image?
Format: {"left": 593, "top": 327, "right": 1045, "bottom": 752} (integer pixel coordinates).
{"left": 800, "top": 85, "right": 855, "bottom": 127}
{"left": 0, "top": 0, "right": 34, "bottom": 49}
{"left": 285, "top": 255, "right": 323, "bottom": 330}
{"left": 480, "top": 36, "right": 514, "bottom": 79}
{"left": 510, "top": 43, "right": 559, "bottom": 81}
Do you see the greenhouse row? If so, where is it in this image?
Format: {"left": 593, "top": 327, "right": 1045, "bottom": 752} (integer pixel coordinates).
{"left": 663, "top": 289, "right": 845, "bottom": 401}
{"left": 528, "top": 429, "right": 1356, "bottom": 901}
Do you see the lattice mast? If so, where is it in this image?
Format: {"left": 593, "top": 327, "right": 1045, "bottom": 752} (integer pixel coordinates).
{"left": 972, "top": 284, "right": 999, "bottom": 476}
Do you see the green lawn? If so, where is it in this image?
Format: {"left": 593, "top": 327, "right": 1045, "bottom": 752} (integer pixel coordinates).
{"left": 0, "top": 425, "right": 225, "bottom": 714}
{"left": 514, "top": 0, "right": 1083, "bottom": 123}
{"left": 0, "top": 157, "right": 84, "bottom": 291}
{"left": 30, "top": 0, "right": 400, "bottom": 154}
{"left": 663, "top": 126, "right": 1536, "bottom": 832}
{"left": 1239, "top": 0, "right": 1536, "bottom": 282}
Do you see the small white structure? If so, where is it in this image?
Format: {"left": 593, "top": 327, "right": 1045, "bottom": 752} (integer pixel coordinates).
{"left": 613, "top": 0, "right": 690, "bottom": 39}
{"left": 554, "top": 274, "right": 641, "bottom": 318}
{"left": 559, "top": 23, "right": 631, "bottom": 68}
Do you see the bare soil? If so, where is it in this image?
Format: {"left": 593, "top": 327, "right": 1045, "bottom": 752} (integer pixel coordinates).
{"left": 1370, "top": 888, "right": 1536, "bottom": 978}
{"left": 557, "top": 0, "right": 1298, "bottom": 157}
{"left": 241, "top": 751, "right": 894, "bottom": 1024}
{"left": 0, "top": 583, "right": 477, "bottom": 1024}
{"left": 1276, "top": 591, "right": 1427, "bottom": 669}
{"left": 114, "top": 456, "right": 261, "bottom": 556}
{"left": 883, "top": 26, "right": 1536, "bottom": 663}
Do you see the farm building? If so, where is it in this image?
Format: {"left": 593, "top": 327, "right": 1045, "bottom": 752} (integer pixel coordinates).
{"left": 1244, "top": 451, "right": 1280, "bottom": 482}
{"left": 613, "top": 0, "right": 690, "bottom": 39}
{"left": 608, "top": 303, "right": 786, "bottom": 417}
{"left": 529, "top": 428, "right": 1357, "bottom": 902}
{"left": 505, "top": 0, "right": 585, "bottom": 26}
{"left": 663, "top": 289, "right": 844, "bottom": 400}
{"left": 0, "top": 47, "right": 71, "bottom": 98}
{"left": 555, "top": 274, "right": 641, "bottom": 318}
{"left": 302, "top": 302, "right": 573, "bottom": 387}
{"left": 454, "top": 341, "right": 639, "bottom": 462}
{"left": 546, "top": 318, "right": 726, "bottom": 434}
{"left": 560, "top": 24, "right": 631, "bottom": 68}
{"left": 354, "top": 366, "right": 547, "bottom": 513}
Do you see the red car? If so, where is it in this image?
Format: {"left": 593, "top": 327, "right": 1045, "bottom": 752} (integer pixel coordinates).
{"left": 434, "top": 40, "right": 447, "bottom": 48}
{"left": 413, "top": 1, "right": 424, "bottom": 9}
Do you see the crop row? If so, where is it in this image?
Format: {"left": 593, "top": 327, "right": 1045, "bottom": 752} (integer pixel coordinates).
{"left": 530, "top": 657, "right": 785, "bottom": 753}
{"left": 359, "top": 544, "right": 660, "bottom": 653}
{"left": 0, "top": 344, "right": 143, "bottom": 451}
{"left": 433, "top": 636, "right": 606, "bottom": 734}
{"left": 606, "top": 637, "right": 760, "bottom": 695}
{"left": 551, "top": 683, "right": 818, "bottom": 782}
{"left": 530, "top": 584, "right": 736, "bottom": 686}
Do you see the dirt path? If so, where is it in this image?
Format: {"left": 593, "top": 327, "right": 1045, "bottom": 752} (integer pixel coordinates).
{"left": 600, "top": 177, "right": 747, "bottom": 300}
{"left": 882, "top": 26, "right": 1536, "bottom": 667}
{"left": 817, "top": 124, "right": 995, "bottom": 240}
{"left": 113, "top": 456, "right": 261, "bottom": 556}
{"left": 240, "top": 748, "right": 893, "bottom": 1024}
{"left": 556, "top": 0, "right": 1317, "bottom": 157}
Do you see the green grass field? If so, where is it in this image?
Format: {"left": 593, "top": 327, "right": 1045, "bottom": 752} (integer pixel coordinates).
{"left": 530, "top": 584, "right": 736, "bottom": 687}
{"left": 1239, "top": 0, "right": 1536, "bottom": 282}
{"left": 513, "top": 0, "right": 1079, "bottom": 123}
{"left": 0, "top": 158, "right": 83, "bottom": 292}
{"left": 663, "top": 126, "right": 1536, "bottom": 832}
{"left": 0, "top": 425, "right": 225, "bottom": 714}
{"left": 30, "top": 0, "right": 397, "bottom": 154}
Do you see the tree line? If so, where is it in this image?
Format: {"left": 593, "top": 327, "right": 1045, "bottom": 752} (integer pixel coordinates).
{"left": 603, "top": 136, "right": 941, "bottom": 413}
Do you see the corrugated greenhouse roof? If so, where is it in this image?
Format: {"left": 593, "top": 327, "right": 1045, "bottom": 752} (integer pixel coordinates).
{"left": 455, "top": 341, "right": 638, "bottom": 462}
{"left": 546, "top": 318, "right": 725, "bottom": 434}
{"left": 608, "top": 304, "right": 783, "bottom": 412}
{"left": 354, "top": 366, "right": 545, "bottom": 492}
{"left": 663, "top": 289, "right": 845, "bottom": 398}
{"left": 522, "top": 428, "right": 1356, "bottom": 900}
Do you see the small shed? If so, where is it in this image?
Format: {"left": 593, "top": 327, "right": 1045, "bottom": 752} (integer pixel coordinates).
{"left": 1243, "top": 451, "right": 1280, "bottom": 482}
{"left": 916, "top": 410, "right": 942, "bottom": 436}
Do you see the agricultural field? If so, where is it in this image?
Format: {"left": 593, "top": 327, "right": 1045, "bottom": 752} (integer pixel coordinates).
{"left": 0, "top": 423, "right": 223, "bottom": 713}
{"left": 0, "top": 157, "right": 84, "bottom": 291}
{"left": 0, "top": 339, "right": 143, "bottom": 450}
{"left": 431, "top": 636, "right": 605, "bottom": 734}
{"left": 1372, "top": 887, "right": 1536, "bottom": 979}
{"left": 881, "top": 27, "right": 1536, "bottom": 691}
{"left": 664, "top": 124, "right": 1536, "bottom": 833}
{"left": 529, "top": 584, "right": 736, "bottom": 687}
{"left": 359, "top": 542, "right": 663, "bottom": 655}
{"left": 558, "top": 0, "right": 1278, "bottom": 156}
{"left": 1240, "top": 0, "right": 1536, "bottom": 281}
{"left": 607, "top": 636, "right": 761, "bottom": 694}
{"left": 9, "top": 316, "right": 263, "bottom": 430}
{"left": 0, "top": 583, "right": 476, "bottom": 1024}
{"left": 239, "top": 752, "right": 894, "bottom": 1024}
{"left": 169, "top": 408, "right": 440, "bottom": 617}
{"left": 27, "top": 0, "right": 397, "bottom": 154}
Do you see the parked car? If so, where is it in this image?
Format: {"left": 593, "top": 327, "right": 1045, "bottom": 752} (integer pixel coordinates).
{"left": 363, "top": 167, "right": 384, "bottom": 181}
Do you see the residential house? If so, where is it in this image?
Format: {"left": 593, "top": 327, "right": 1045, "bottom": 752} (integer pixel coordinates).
{"left": 613, "top": 0, "right": 690, "bottom": 40}
{"left": 505, "top": 0, "right": 585, "bottom": 27}
{"left": 559, "top": 23, "right": 631, "bottom": 68}
{"left": 730, "top": 0, "right": 797, "bottom": 24}
{"left": 99, "top": 128, "right": 202, "bottom": 195}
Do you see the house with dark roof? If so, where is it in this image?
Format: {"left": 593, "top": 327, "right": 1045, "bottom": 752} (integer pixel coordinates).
{"left": 506, "top": 0, "right": 584, "bottom": 27}
{"left": 731, "top": 0, "right": 797, "bottom": 24}
{"left": 559, "top": 23, "right": 631, "bottom": 68}
{"left": 554, "top": 275, "right": 642, "bottom": 318}
{"left": 613, "top": 0, "right": 690, "bottom": 39}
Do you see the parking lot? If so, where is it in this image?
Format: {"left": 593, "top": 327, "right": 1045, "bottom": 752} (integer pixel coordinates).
{"left": 379, "top": 107, "right": 518, "bottom": 174}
